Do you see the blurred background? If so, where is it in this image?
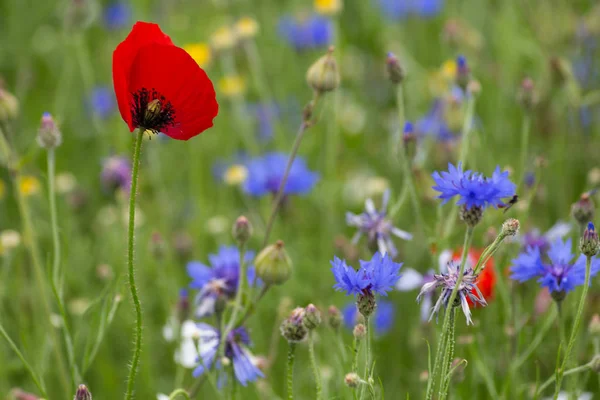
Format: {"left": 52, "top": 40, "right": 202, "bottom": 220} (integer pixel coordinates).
{"left": 0, "top": 0, "right": 600, "bottom": 399}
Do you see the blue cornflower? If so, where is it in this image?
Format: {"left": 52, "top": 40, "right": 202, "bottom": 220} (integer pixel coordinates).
{"left": 518, "top": 221, "right": 572, "bottom": 252}
{"left": 278, "top": 15, "right": 333, "bottom": 51}
{"left": 243, "top": 152, "right": 319, "bottom": 197}
{"left": 346, "top": 190, "right": 412, "bottom": 257}
{"left": 432, "top": 162, "right": 516, "bottom": 210}
{"left": 342, "top": 300, "right": 395, "bottom": 335}
{"left": 415, "top": 99, "right": 457, "bottom": 142}
{"left": 103, "top": 3, "right": 132, "bottom": 30}
{"left": 510, "top": 238, "right": 600, "bottom": 294}
{"left": 331, "top": 252, "right": 402, "bottom": 297}
{"left": 187, "top": 246, "right": 256, "bottom": 318}
{"left": 88, "top": 87, "right": 116, "bottom": 119}
{"left": 192, "top": 324, "right": 264, "bottom": 386}
{"left": 376, "top": 0, "right": 445, "bottom": 20}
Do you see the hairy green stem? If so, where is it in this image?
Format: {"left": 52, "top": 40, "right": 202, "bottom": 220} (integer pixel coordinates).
{"left": 308, "top": 331, "right": 323, "bottom": 400}
{"left": 359, "top": 317, "right": 372, "bottom": 400}
{"left": 438, "top": 308, "right": 456, "bottom": 400}
{"left": 124, "top": 129, "right": 145, "bottom": 400}
{"left": 168, "top": 388, "right": 191, "bottom": 400}
{"left": 287, "top": 343, "right": 296, "bottom": 400}
{"left": 539, "top": 362, "right": 593, "bottom": 395}
{"left": 220, "top": 242, "right": 247, "bottom": 359}
{"left": 553, "top": 256, "right": 593, "bottom": 398}
{"left": 352, "top": 336, "right": 361, "bottom": 372}
{"left": 47, "top": 149, "right": 81, "bottom": 387}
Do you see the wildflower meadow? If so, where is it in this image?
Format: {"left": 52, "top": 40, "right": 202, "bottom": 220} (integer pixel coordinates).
{"left": 2, "top": 0, "right": 600, "bottom": 399}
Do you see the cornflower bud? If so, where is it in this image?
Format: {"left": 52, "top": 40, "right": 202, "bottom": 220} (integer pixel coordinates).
{"left": 304, "top": 304, "right": 322, "bottom": 330}
{"left": 353, "top": 323, "right": 366, "bottom": 340}
{"left": 344, "top": 372, "right": 360, "bottom": 388}
{"left": 232, "top": 215, "right": 253, "bottom": 244}
{"left": 386, "top": 52, "right": 404, "bottom": 84}
{"left": 572, "top": 193, "right": 595, "bottom": 227}
{"left": 580, "top": 222, "right": 600, "bottom": 257}
{"left": 306, "top": 46, "right": 340, "bottom": 94}
{"left": 74, "top": 384, "right": 92, "bottom": 400}
{"left": 327, "top": 305, "right": 342, "bottom": 330}
{"left": 280, "top": 307, "right": 308, "bottom": 342}
{"left": 501, "top": 218, "right": 520, "bottom": 237}
{"left": 255, "top": 240, "right": 293, "bottom": 285}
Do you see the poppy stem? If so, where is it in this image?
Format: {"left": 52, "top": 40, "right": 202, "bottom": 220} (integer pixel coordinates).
{"left": 553, "top": 255, "right": 593, "bottom": 398}
{"left": 124, "top": 129, "right": 145, "bottom": 400}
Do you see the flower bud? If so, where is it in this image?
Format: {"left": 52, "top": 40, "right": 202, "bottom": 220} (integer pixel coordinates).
{"left": 327, "top": 305, "right": 342, "bottom": 330}
{"left": 357, "top": 291, "right": 376, "bottom": 318}
{"left": 0, "top": 87, "right": 19, "bottom": 122}
{"left": 551, "top": 290, "right": 566, "bottom": 303}
{"left": 306, "top": 47, "right": 340, "bottom": 94}
{"left": 517, "top": 77, "right": 538, "bottom": 112}
{"left": 402, "top": 122, "right": 417, "bottom": 160}
{"left": 177, "top": 289, "right": 190, "bottom": 322}
{"left": 10, "top": 388, "right": 40, "bottom": 400}
{"left": 386, "top": 52, "right": 404, "bottom": 84}
{"left": 74, "top": 384, "right": 92, "bottom": 400}
{"left": 344, "top": 372, "right": 360, "bottom": 388}
{"left": 353, "top": 323, "right": 366, "bottom": 340}
{"left": 280, "top": 307, "right": 308, "bottom": 342}
{"left": 572, "top": 193, "right": 595, "bottom": 227}
{"left": 149, "top": 231, "right": 166, "bottom": 259}
{"left": 456, "top": 55, "right": 470, "bottom": 90}
{"left": 580, "top": 222, "right": 600, "bottom": 257}
{"left": 232, "top": 216, "right": 253, "bottom": 244}
{"left": 459, "top": 205, "right": 483, "bottom": 227}
{"left": 37, "top": 112, "right": 62, "bottom": 149}
{"left": 255, "top": 240, "right": 293, "bottom": 285}
{"left": 304, "top": 304, "right": 322, "bottom": 330}
{"left": 501, "top": 218, "right": 520, "bottom": 237}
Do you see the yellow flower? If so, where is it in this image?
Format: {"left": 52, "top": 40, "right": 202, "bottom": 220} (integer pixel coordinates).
{"left": 236, "top": 17, "right": 259, "bottom": 40}
{"left": 0, "top": 179, "right": 5, "bottom": 200}
{"left": 218, "top": 76, "right": 246, "bottom": 97}
{"left": 314, "top": 0, "right": 343, "bottom": 15}
{"left": 184, "top": 43, "right": 212, "bottom": 68}
{"left": 428, "top": 59, "right": 458, "bottom": 96}
{"left": 18, "top": 175, "right": 41, "bottom": 197}
{"left": 210, "top": 26, "right": 237, "bottom": 51}
{"left": 224, "top": 164, "right": 248, "bottom": 186}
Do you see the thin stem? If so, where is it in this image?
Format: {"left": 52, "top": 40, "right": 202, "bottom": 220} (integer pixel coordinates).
{"left": 427, "top": 226, "right": 474, "bottom": 400}
{"left": 262, "top": 121, "right": 310, "bottom": 247}
{"left": 287, "top": 343, "right": 296, "bottom": 400}
{"left": 47, "top": 149, "right": 81, "bottom": 386}
{"left": 553, "top": 256, "right": 593, "bottom": 398}
{"left": 237, "top": 283, "right": 271, "bottom": 326}
{"left": 438, "top": 308, "right": 457, "bottom": 400}
{"left": 220, "top": 242, "right": 247, "bottom": 358}
{"left": 351, "top": 336, "right": 361, "bottom": 372}
{"left": 308, "top": 331, "right": 322, "bottom": 400}
{"left": 0, "top": 322, "right": 48, "bottom": 399}
{"left": 359, "top": 317, "right": 372, "bottom": 400}
{"left": 394, "top": 84, "right": 424, "bottom": 229}
{"left": 124, "top": 129, "right": 145, "bottom": 400}
{"left": 168, "top": 388, "right": 191, "bottom": 400}
{"left": 538, "top": 362, "right": 593, "bottom": 395}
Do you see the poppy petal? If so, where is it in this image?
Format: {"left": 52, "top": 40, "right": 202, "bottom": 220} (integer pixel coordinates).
{"left": 127, "top": 43, "right": 219, "bottom": 140}
{"left": 113, "top": 22, "right": 173, "bottom": 131}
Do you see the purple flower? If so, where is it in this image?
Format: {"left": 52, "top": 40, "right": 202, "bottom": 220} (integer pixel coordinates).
{"left": 346, "top": 190, "right": 412, "bottom": 257}
{"left": 510, "top": 238, "right": 600, "bottom": 293}
{"left": 417, "top": 261, "right": 486, "bottom": 325}
{"left": 243, "top": 152, "right": 319, "bottom": 197}
{"left": 101, "top": 155, "right": 131, "bottom": 193}
{"left": 376, "top": 0, "right": 445, "bottom": 20}
{"left": 192, "top": 324, "right": 263, "bottom": 386}
{"left": 342, "top": 300, "right": 395, "bottom": 335}
{"left": 278, "top": 15, "right": 333, "bottom": 51}
{"left": 332, "top": 252, "right": 402, "bottom": 297}
{"left": 103, "top": 3, "right": 132, "bottom": 30}
{"left": 518, "top": 222, "right": 572, "bottom": 252}
{"left": 187, "top": 246, "right": 256, "bottom": 318}
{"left": 432, "top": 162, "right": 516, "bottom": 210}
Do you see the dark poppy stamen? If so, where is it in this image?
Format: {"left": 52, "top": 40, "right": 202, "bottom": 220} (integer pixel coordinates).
{"left": 130, "top": 87, "right": 176, "bottom": 133}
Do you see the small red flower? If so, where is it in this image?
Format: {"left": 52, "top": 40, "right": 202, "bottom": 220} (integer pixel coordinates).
{"left": 112, "top": 22, "right": 218, "bottom": 140}
{"left": 452, "top": 248, "right": 496, "bottom": 306}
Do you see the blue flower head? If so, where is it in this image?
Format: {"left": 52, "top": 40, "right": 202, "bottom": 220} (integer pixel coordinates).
{"left": 342, "top": 300, "right": 395, "bottom": 335}
{"left": 88, "top": 86, "right": 116, "bottom": 119}
{"left": 331, "top": 252, "right": 402, "bottom": 297}
{"left": 432, "top": 162, "right": 516, "bottom": 210}
{"left": 187, "top": 246, "right": 256, "bottom": 318}
{"left": 243, "top": 152, "right": 319, "bottom": 197}
{"left": 377, "top": 0, "right": 445, "bottom": 20}
{"left": 103, "top": 3, "right": 132, "bottom": 30}
{"left": 192, "top": 324, "right": 263, "bottom": 386}
{"left": 278, "top": 15, "right": 333, "bottom": 51}
{"left": 510, "top": 238, "right": 600, "bottom": 293}
{"left": 415, "top": 99, "right": 457, "bottom": 142}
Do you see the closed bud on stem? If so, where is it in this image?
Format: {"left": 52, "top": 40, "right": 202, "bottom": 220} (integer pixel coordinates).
{"left": 74, "top": 384, "right": 92, "bottom": 400}
{"left": 572, "top": 193, "right": 595, "bottom": 227}
{"left": 357, "top": 291, "right": 377, "bottom": 318}
{"left": 177, "top": 289, "right": 190, "bottom": 322}
{"left": 402, "top": 122, "right": 417, "bottom": 160}
{"left": 232, "top": 215, "right": 253, "bottom": 244}
{"left": 459, "top": 205, "right": 483, "bottom": 227}
{"left": 306, "top": 46, "right": 340, "bottom": 94}
{"left": 580, "top": 222, "right": 600, "bottom": 257}
{"left": 0, "top": 87, "right": 19, "bottom": 122}
{"left": 304, "top": 304, "right": 322, "bottom": 330}
{"left": 280, "top": 307, "right": 308, "bottom": 342}
{"left": 589, "top": 314, "right": 600, "bottom": 336}
{"left": 37, "top": 112, "right": 62, "bottom": 149}
{"left": 344, "top": 372, "right": 360, "bottom": 388}
{"left": 501, "top": 218, "right": 520, "bottom": 237}
{"left": 517, "top": 77, "right": 538, "bottom": 112}
{"left": 255, "top": 240, "right": 293, "bottom": 285}
{"left": 353, "top": 323, "right": 366, "bottom": 340}
{"left": 386, "top": 52, "right": 404, "bottom": 84}
{"left": 327, "top": 305, "right": 342, "bottom": 330}
{"left": 456, "top": 55, "right": 470, "bottom": 90}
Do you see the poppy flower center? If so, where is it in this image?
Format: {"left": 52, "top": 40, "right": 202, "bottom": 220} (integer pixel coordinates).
{"left": 131, "top": 87, "right": 176, "bottom": 133}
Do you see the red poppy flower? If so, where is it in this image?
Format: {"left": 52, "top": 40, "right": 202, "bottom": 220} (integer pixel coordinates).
{"left": 452, "top": 248, "right": 496, "bottom": 306}
{"left": 113, "top": 22, "right": 218, "bottom": 140}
